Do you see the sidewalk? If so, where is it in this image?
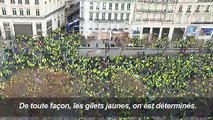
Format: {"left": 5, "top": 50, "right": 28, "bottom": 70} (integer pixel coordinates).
{"left": 78, "top": 47, "right": 202, "bottom": 57}
{"left": 85, "top": 40, "right": 115, "bottom": 48}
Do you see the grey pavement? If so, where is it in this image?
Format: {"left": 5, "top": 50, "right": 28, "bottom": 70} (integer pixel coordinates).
{"left": 85, "top": 40, "right": 115, "bottom": 48}
{"left": 78, "top": 47, "right": 201, "bottom": 57}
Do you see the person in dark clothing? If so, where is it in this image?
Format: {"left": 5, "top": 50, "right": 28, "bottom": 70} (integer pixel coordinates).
{"left": 105, "top": 42, "right": 107, "bottom": 53}
{"left": 106, "top": 42, "right": 110, "bottom": 52}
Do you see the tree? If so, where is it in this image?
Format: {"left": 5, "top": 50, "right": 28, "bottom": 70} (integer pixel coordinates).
{"left": 2, "top": 68, "right": 80, "bottom": 98}
{"left": 0, "top": 40, "right": 5, "bottom": 51}
{"left": 109, "top": 70, "right": 147, "bottom": 98}
{"left": 78, "top": 69, "right": 147, "bottom": 98}
{"left": 204, "top": 40, "right": 213, "bottom": 53}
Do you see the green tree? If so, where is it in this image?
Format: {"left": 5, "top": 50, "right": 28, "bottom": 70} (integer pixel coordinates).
{"left": 0, "top": 40, "right": 5, "bottom": 51}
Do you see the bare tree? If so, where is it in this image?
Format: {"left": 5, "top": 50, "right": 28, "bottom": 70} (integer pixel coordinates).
{"left": 2, "top": 68, "right": 80, "bottom": 98}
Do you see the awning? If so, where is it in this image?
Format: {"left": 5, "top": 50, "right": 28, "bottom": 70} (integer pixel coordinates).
{"left": 112, "top": 31, "right": 122, "bottom": 34}
{"left": 97, "top": 32, "right": 110, "bottom": 40}
{"left": 87, "top": 32, "right": 96, "bottom": 37}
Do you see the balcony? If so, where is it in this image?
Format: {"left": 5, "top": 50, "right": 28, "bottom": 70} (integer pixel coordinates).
{"left": 135, "top": 9, "right": 143, "bottom": 12}
{"left": 143, "top": 0, "right": 165, "bottom": 3}
{"left": 198, "top": 0, "right": 213, "bottom": 2}
{"left": 150, "top": 19, "right": 156, "bottom": 21}
{"left": 94, "top": 19, "right": 125, "bottom": 23}
{"left": 142, "top": 0, "right": 177, "bottom": 3}
{"left": 163, "top": 19, "right": 173, "bottom": 23}
{"left": 134, "top": 19, "right": 142, "bottom": 22}
{"left": 186, "top": 10, "right": 191, "bottom": 13}
{"left": 142, "top": 9, "right": 165, "bottom": 13}
{"left": 143, "top": 18, "right": 149, "bottom": 21}
{"left": 156, "top": 19, "right": 162, "bottom": 21}
{"left": 191, "top": 21, "right": 213, "bottom": 24}
{"left": 167, "top": 10, "right": 173, "bottom": 13}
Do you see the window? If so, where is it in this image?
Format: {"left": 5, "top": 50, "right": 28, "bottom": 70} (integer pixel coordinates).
{"left": 109, "top": 3, "right": 112, "bottom": 10}
{"left": 12, "top": 8, "right": 17, "bottom": 15}
{"left": 89, "top": 12, "right": 93, "bottom": 20}
{"left": 19, "top": 8, "right": 24, "bottom": 15}
{"left": 26, "top": 9, "right": 30, "bottom": 15}
{"left": 96, "top": 2, "right": 100, "bottom": 10}
{"left": 36, "top": 9, "right": 40, "bottom": 16}
{"left": 36, "top": 23, "right": 42, "bottom": 35}
{"left": 114, "top": 13, "right": 118, "bottom": 20}
{"left": 126, "top": 13, "right": 130, "bottom": 21}
{"left": 178, "top": 5, "right": 182, "bottom": 12}
{"left": 96, "top": 12, "right": 99, "bottom": 19}
{"left": 90, "top": 2, "right": 93, "bottom": 10}
{"left": 46, "top": 20, "right": 52, "bottom": 34}
{"left": 186, "top": 5, "right": 191, "bottom": 12}
{"left": 0, "top": 0, "right": 4, "bottom": 3}
{"left": 35, "top": 0, "right": 39, "bottom": 4}
{"left": 0, "top": 29, "right": 2, "bottom": 37}
{"left": 11, "top": 0, "right": 15, "bottom": 3}
{"left": 121, "top": 3, "right": 124, "bottom": 10}
{"left": 25, "top": 0, "right": 29, "bottom": 4}
{"left": 108, "top": 13, "right": 111, "bottom": 20}
{"left": 127, "top": 3, "right": 131, "bottom": 10}
{"left": 205, "top": 5, "right": 210, "bottom": 12}
{"left": 102, "top": 13, "right": 105, "bottom": 20}
{"left": 2, "top": 7, "right": 6, "bottom": 15}
{"left": 195, "top": 5, "right": 200, "bottom": 12}
{"left": 120, "top": 13, "right": 124, "bottom": 20}
{"left": 18, "top": 0, "right": 22, "bottom": 4}
{"left": 103, "top": 2, "right": 106, "bottom": 10}
{"left": 80, "top": 12, "right": 83, "bottom": 18}
{"left": 115, "top": 3, "right": 118, "bottom": 10}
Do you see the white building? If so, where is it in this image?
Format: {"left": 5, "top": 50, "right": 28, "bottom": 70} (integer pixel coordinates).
{"left": 132, "top": 0, "right": 213, "bottom": 40}
{"left": 65, "top": 0, "right": 80, "bottom": 22}
{"left": 80, "top": 0, "right": 213, "bottom": 41}
{"left": 0, "top": 0, "right": 66, "bottom": 40}
{"left": 80, "top": 0, "right": 136, "bottom": 40}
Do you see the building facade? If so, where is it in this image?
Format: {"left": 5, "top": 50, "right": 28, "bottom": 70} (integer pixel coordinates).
{"left": 132, "top": 0, "right": 213, "bottom": 40}
{"left": 80, "top": 0, "right": 136, "bottom": 40}
{"left": 80, "top": 0, "right": 213, "bottom": 40}
{"left": 132, "top": 0, "right": 177, "bottom": 40}
{"left": 65, "top": 0, "right": 80, "bottom": 22}
{"left": 0, "top": 0, "right": 66, "bottom": 40}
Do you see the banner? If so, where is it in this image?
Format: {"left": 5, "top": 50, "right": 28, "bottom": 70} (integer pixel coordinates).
{"left": 185, "top": 26, "right": 197, "bottom": 37}
{"left": 132, "top": 27, "right": 140, "bottom": 35}
{"left": 200, "top": 28, "right": 213, "bottom": 36}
